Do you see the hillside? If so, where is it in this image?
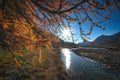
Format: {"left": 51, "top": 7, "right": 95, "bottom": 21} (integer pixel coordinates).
{"left": 91, "top": 32, "right": 120, "bottom": 47}
{"left": 78, "top": 32, "right": 120, "bottom": 49}
{"left": 59, "top": 39, "right": 80, "bottom": 48}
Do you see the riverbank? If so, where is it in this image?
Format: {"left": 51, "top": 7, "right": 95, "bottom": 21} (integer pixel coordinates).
{"left": 72, "top": 48, "right": 120, "bottom": 71}
{"left": 0, "top": 48, "right": 70, "bottom": 80}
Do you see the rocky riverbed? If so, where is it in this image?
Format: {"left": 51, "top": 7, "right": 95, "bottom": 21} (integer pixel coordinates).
{"left": 72, "top": 47, "right": 120, "bottom": 71}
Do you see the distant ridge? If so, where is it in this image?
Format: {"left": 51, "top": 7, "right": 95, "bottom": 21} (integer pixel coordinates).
{"left": 91, "top": 32, "right": 120, "bottom": 47}
{"left": 79, "top": 32, "right": 120, "bottom": 48}
{"left": 59, "top": 39, "right": 79, "bottom": 48}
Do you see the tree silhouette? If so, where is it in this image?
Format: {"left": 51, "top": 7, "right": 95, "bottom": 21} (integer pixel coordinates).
{"left": 0, "top": 0, "right": 120, "bottom": 66}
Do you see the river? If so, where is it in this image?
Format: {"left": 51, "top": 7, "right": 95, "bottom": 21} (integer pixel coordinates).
{"left": 60, "top": 48, "right": 120, "bottom": 80}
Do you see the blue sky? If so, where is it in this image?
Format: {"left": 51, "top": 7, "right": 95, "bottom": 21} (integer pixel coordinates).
{"left": 70, "top": 9, "right": 120, "bottom": 43}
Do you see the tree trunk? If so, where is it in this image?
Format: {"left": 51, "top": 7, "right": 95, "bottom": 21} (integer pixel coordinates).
{"left": 12, "top": 51, "right": 21, "bottom": 67}
{"left": 32, "top": 52, "right": 37, "bottom": 64}
{"left": 38, "top": 43, "right": 42, "bottom": 63}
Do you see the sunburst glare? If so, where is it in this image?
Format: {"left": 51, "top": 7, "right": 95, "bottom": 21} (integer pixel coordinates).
{"left": 62, "top": 28, "right": 71, "bottom": 39}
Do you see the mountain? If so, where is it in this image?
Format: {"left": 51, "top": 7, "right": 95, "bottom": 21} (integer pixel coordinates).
{"left": 91, "top": 32, "right": 120, "bottom": 47}
{"left": 59, "top": 39, "right": 80, "bottom": 48}
{"left": 79, "top": 42, "right": 91, "bottom": 47}
{"left": 78, "top": 32, "right": 120, "bottom": 49}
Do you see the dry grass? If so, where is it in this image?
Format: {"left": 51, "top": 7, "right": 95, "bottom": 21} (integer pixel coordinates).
{"left": 0, "top": 48, "right": 70, "bottom": 80}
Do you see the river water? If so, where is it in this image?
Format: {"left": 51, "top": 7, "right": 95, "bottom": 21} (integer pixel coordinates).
{"left": 60, "top": 48, "right": 120, "bottom": 80}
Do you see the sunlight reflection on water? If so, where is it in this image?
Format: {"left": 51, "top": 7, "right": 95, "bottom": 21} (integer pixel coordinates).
{"left": 61, "top": 48, "right": 71, "bottom": 69}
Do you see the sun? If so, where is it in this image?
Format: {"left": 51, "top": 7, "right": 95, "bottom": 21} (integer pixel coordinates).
{"left": 62, "top": 28, "right": 71, "bottom": 38}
